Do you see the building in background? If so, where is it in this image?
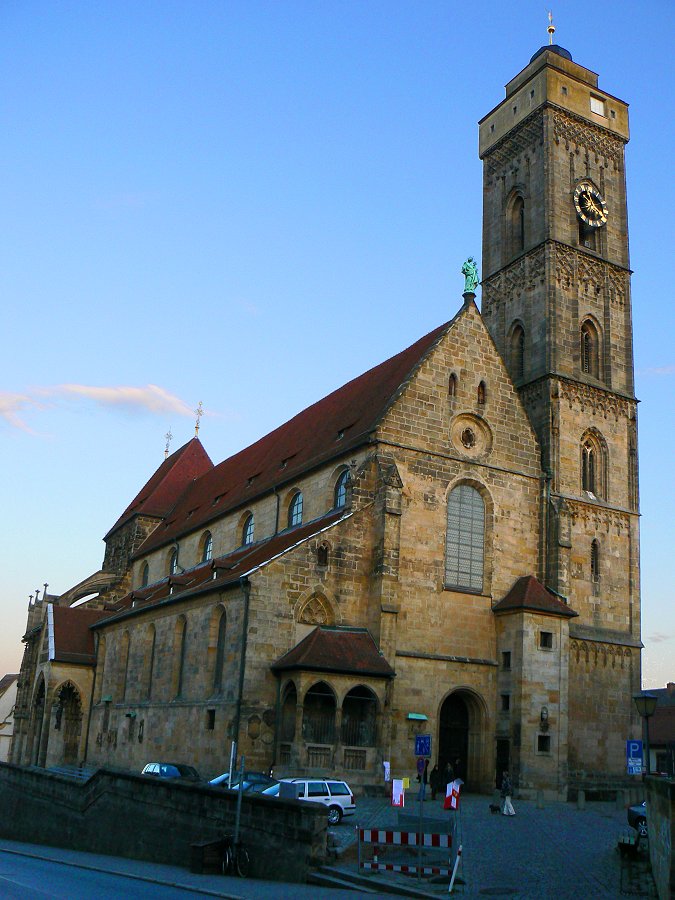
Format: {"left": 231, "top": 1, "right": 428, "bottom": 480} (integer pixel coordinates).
{"left": 11, "top": 42, "right": 642, "bottom": 799}
{"left": 0, "top": 675, "right": 19, "bottom": 763}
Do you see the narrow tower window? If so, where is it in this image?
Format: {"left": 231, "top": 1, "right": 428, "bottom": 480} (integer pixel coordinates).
{"left": 509, "top": 323, "right": 525, "bottom": 380}
{"left": 334, "top": 470, "right": 350, "bottom": 509}
{"left": 591, "top": 539, "right": 600, "bottom": 582}
{"left": 242, "top": 513, "right": 254, "bottom": 546}
{"left": 580, "top": 320, "right": 600, "bottom": 378}
{"left": 448, "top": 373, "right": 458, "bottom": 397}
{"left": 477, "top": 381, "right": 487, "bottom": 406}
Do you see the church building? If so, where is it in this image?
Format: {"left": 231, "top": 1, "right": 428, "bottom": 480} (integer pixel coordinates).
{"left": 11, "top": 41, "right": 642, "bottom": 800}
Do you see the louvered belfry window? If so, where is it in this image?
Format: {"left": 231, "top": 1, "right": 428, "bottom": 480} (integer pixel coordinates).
{"left": 445, "top": 484, "right": 485, "bottom": 592}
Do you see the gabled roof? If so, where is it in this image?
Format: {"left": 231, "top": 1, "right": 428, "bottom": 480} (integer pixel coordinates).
{"left": 105, "top": 438, "right": 213, "bottom": 539}
{"left": 134, "top": 320, "right": 451, "bottom": 556}
{"left": 492, "top": 575, "right": 578, "bottom": 618}
{"left": 93, "top": 509, "right": 351, "bottom": 627}
{"left": 272, "top": 626, "right": 395, "bottom": 678}
{"left": 50, "top": 607, "right": 111, "bottom": 665}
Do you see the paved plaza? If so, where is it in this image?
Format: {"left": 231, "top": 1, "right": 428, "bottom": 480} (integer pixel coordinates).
{"left": 329, "top": 790, "right": 657, "bottom": 898}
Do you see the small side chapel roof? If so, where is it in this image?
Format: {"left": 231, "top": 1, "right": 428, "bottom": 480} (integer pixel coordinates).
{"left": 50, "top": 607, "right": 111, "bottom": 664}
{"left": 134, "top": 318, "right": 453, "bottom": 556}
{"left": 272, "top": 626, "right": 395, "bottom": 678}
{"left": 492, "top": 575, "right": 578, "bottom": 618}
{"left": 105, "top": 437, "right": 213, "bottom": 540}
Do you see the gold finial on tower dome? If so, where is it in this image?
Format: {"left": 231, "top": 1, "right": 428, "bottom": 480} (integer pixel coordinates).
{"left": 164, "top": 428, "right": 173, "bottom": 459}
{"left": 194, "top": 401, "right": 203, "bottom": 437}
{"left": 547, "top": 11, "right": 555, "bottom": 45}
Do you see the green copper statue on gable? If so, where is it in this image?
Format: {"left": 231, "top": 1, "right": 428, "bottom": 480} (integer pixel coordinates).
{"left": 461, "top": 257, "right": 479, "bottom": 293}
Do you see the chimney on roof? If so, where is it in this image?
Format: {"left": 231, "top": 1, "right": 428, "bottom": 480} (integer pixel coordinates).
{"left": 667, "top": 682, "right": 675, "bottom": 696}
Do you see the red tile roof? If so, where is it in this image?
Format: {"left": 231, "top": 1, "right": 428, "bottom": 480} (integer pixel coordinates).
{"left": 105, "top": 438, "right": 213, "bottom": 539}
{"left": 133, "top": 320, "right": 451, "bottom": 557}
{"left": 272, "top": 626, "right": 395, "bottom": 677}
{"left": 93, "top": 509, "right": 350, "bottom": 627}
{"left": 51, "top": 607, "right": 111, "bottom": 665}
{"left": 492, "top": 576, "right": 578, "bottom": 618}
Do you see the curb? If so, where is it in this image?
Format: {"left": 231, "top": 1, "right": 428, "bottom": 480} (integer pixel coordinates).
{"left": 0, "top": 846, "right": 243, "bottom": 899}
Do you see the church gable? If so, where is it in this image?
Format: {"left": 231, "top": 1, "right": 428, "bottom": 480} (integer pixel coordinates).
{"left": 376, "top": 300, "right": 541, "bottom": 476}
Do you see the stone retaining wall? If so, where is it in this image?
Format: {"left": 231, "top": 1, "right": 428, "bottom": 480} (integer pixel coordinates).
{"left": 645, "top": 776, "right": 674, "bottom": 900}
{"left": 0, "top": 763, "right": 326, "bottom": 882}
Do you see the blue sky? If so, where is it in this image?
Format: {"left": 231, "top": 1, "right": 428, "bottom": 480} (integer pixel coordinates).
{"left": 1, "top": 1, "right": 673, "bottom": 689}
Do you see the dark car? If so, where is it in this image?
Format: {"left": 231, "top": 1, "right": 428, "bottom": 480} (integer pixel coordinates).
{"left": 209, "top": 770, "right": 275, "bottom": 790}
{"left": 627, "top": 801, "right": 647, "bottom": 838}
{"left": 141, "top": 762, "right": 201, "bottom": 781}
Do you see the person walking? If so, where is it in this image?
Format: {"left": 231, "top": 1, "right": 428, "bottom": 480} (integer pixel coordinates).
{"left": 501, "top": 770, "right": 515, "bottom": 816}
{"left": 429, "top": 763, "right": 441, "bottom": 801}
{"left": 444, "top": 760, "right": 454, "bottom": 787}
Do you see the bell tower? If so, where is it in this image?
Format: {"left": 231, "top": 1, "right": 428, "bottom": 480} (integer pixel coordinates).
{"left": 479, "top": 43, "right": 641, "bottom": 781}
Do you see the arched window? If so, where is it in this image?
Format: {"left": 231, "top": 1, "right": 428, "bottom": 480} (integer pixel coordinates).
{"left": 582, "top": 440, "right": 596, "bottom": 494}
{"left": 213, "top": 610, "right": 227, "bottom": 694}
{"left": 302, "top": 682, "right": 336, "bottom": 743}
{"left": 510, "top": 323, "right": 525, "bottom": 380}
{"left": 580, "top": 319, "right": 600, "bottom": 378}
{"left": 341, "top": 686, "right": 377, "bottom": 747}
{"left": 317, "top": 543, "right": 329, "bottom": 567}
{"left": 288, "top": 492, "right": 303, "bottom": 528}
{"left": 201, "top": 532, "right": 213, "bottom": 563}
{"left": 242, "top": 513, "right": 254, "bottom": 546}
{"left": 445, "top": 484, "right": 485, "bottom": 593}
{"left": 448, "top": 373, "right": 458, "bottom": 397}
{"left": 477, "top": 380, "right": 487, "bottom": 406}
{"left": 581, "top": 431, "right": 607, "bottom": 500}
{"left": 174, "top": 617, "right": 187, "bottom": 698}
{"left": 507, "top": 194, "right": 525, "bottom": 256}
{"left": 591, "top": 539, "right": 600, "bottom": 582}
{"left": 169, "top": 548, "right": 178, "bottom": 575}
{"left": 334, "top": 470, "right": 350, "bottom": 509}
{"left": 140, "top": 562, "right": 149, "bottom": 588}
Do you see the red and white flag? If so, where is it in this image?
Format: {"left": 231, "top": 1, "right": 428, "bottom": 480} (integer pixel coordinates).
{"left": 444, "top": 778, "right": 462, "bottom": 810}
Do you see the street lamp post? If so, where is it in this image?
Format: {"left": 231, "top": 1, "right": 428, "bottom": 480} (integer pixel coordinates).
{"left": 633, "top": 692, "right": 658, "bottom": 776}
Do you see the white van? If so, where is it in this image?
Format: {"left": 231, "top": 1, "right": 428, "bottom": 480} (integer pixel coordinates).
{"left": 277, "top": 777, "right": 356, "bottom": 824}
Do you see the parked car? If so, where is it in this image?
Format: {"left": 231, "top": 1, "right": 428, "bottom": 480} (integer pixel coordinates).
{"left": 277, "top": 778, "right": 356, "bottom": 825}
{"left": 209, "top": 770, "right": 276, "bottom": 790}
{"left": 141, "top": 762, "right": 201, "bottom": 781}
{"left": 627, "top": 800, "right": 647, "bottom": 838}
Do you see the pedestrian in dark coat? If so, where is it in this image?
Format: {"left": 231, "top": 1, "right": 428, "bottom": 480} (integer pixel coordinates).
{"left": 429, "top": 763, "right": 441, "bottom": 800}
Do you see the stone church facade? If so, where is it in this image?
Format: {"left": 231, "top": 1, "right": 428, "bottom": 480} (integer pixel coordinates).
{"left": 11, "top": 45, "right": 642, "bottom": 799}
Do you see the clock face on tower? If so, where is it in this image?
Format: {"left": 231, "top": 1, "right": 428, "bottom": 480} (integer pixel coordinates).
{"left": 574, "top": 181, "right": 608, "bottom": 228}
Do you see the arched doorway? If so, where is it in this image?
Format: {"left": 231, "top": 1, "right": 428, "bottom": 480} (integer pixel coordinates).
{"left": 438, "top": 689, "right": 488, "bottom": 789}
{"left": 55, "top": 682, "right": 83, "bottom": 765}
{"left": 439, "top": 693, "right": 469, "bottom": 781}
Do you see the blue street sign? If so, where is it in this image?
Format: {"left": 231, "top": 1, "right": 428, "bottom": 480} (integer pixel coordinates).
{"left": 415, "top": 733, "right": 432, "bottom": 758}
{"left": 626, "top": 739, "right": 643, "bottom": 775}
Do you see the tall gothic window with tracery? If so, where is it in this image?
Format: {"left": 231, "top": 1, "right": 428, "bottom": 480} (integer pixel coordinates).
{"left": 445, "top": 484, "right": 485, "bottom": 593}
{"left": 581, "top": 320, "right": 600, "bottom": 378}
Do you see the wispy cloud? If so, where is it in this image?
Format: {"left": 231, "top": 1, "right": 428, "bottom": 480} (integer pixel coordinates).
{"left": 638, "top": 365, "right": 675, "bottom": 377}
{"left": 49, "top": 384, "right": 195, "bottom": 417}
{"left": 2, "top": 384, "right": 196, "bottom": 431}
{"left": 646, "top": 632, "right": 672, "bottom": 644}
{"left": 0, "top": 392, "right": 43, "bottom": 433}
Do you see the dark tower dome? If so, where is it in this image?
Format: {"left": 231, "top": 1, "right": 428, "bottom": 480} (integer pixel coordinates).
{"left": 530, "top": 44, "right": 573, "bottom": 64}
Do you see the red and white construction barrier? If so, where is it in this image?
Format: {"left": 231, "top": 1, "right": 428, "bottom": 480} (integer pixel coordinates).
{"left": 358, "top": 829, "right": 452, "bottom": 848}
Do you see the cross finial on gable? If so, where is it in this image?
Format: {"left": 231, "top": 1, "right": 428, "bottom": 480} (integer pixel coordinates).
{"left": 194, "top": 401, "right": 203, "bottom": 437}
